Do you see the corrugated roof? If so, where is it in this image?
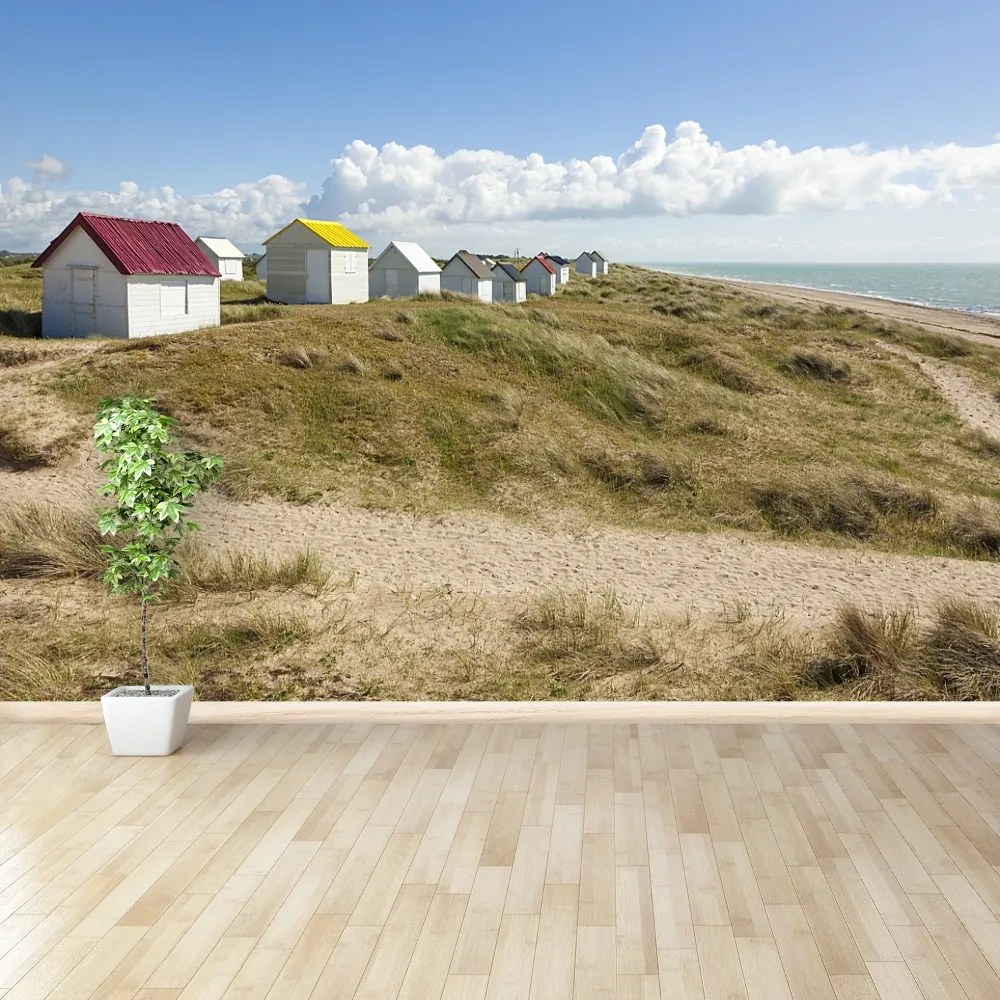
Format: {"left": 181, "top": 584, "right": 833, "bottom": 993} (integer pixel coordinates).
{"left": 494, "top": 262, "right": 525, "bottom": 282}
{"left": 590, "top": 250, "right": 607, "bottom": 261}
{"left": 448, "top": 250, "right": 493, "bottom": 280}
{"left": 545, "top": 254, "right": 570, "bottom": 266}
{"left": 524, "top": 255, "right": 555, "bottom": 275}
{"left": 33, "top": 212, "right": 220, "bottom": 276}
{"left": 376, "top": 241, "right": 440, "bottom": 273}
{"left": 263, "top": 218, "right": 370, "bottom": 249}
{"left": 195, "top": 236, "right": 245, "bottom": 259}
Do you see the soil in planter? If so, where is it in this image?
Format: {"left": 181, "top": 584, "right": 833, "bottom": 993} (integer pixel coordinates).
{"left": 108, "top": 687, "right": 183, "bottom": 697}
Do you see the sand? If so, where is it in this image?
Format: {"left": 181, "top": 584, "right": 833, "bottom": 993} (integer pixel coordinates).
{"left": 3, "top": 282, "right": 1000, "bottom": 631}
{"left": 710, "top": 276, "right": 1000, "bottom": 347}
{"left": 5, "top": 455, "right": 1000, "bottom": 625}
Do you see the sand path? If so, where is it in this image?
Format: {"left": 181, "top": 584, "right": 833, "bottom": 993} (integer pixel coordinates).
{"left": 4, "top": 462, "right": 1000, "bottom": 623}
{"left": 883, "top": 343, "right": 1000, "bottom": 438}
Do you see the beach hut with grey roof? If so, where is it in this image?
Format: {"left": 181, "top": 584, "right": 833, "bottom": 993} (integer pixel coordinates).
{"left": 441, "top": 250, "right": 493, "bottom": 303}
{"left": 370, "top": 241, "right": 441, "bottom": 298}
{"left": 576, "top": 251, "right": 598, "bottom": 277}
{"left": 491, "top": 261, "right": 527, "bottom": 303}
{"left": 590, "top": 250, "right": 609, "bottom": 275}
{"left": 541, "top": 253, "right": 570, "bottom": 284}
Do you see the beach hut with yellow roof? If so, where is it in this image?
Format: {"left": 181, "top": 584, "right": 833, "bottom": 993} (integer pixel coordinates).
{"left": 262, "top": 218, "right": 370, "bottom": 304}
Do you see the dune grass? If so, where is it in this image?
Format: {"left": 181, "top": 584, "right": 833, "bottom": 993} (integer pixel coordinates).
{"left": 4, "top": 573, "right": 998, "bottom": 701}
{"left": 3, "top": 264, "right": 1000, "bottom": 561}
{"left": 0, "top": 500, "right": 333, "bottom": 595}
{"left": 0, "top": 263, "right": 42, "bottom": 338}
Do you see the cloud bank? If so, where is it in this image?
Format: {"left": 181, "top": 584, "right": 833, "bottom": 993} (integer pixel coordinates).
{"left": 310, "top": 122, "right": 1000, "bottom": 228}
{"left": 3, "top": 122, "right": 1000, "bottom": 249}
{"left": 0, "top": 173, "right": 307, "bottom": 249}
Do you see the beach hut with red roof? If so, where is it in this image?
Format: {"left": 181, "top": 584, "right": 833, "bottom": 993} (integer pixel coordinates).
{"left": 33, "top": 212, "right": 220, "bottom": 339}
{"left": 521, "top": 254, "right": 557, "bottom": 296}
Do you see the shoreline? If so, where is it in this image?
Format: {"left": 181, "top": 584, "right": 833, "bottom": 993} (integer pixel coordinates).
{"left": 642, "top": 266, "right": 1000, "bottom": 343}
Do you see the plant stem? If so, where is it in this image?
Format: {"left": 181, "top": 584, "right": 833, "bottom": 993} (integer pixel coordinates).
{"left": 140, "top": 597, "right": 151, "bottom": 696}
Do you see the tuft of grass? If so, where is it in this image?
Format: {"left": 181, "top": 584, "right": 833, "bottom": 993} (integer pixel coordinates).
{"left": 177, "top": 547, "right": 332, "bottom": 596}
{"left": 679, "top": 348, "right": 762, "bottom": 394}
{"left": 947, "top": 506, "right": 1000, "bottom": 557}
{"left": 512, "top": 589, "right": 660, "bottom": 690}
{"left": 279, "top": 346, "right": 313, "bottom": 369}
{"left": 751, "top": 472, "right": 938, "bottom": 540}
{"left": 0, "top": 422, "right": 49, "bottom": 468}
{"left": 780, "top": 351, "right": 851, "bottom": 383}
{"left": 687, "top": 416, "right": 729, "bottom": 436}
{"left": 962, "top": 427, "right": 1000, "bottom": 459}
{"left": 924, "top": 599, "right": 1000, "bottom": 699}
{"left": 0, "top": 503, "right": 105, "bottom": 579}
{"left": 163, "top": 611, "right": 312, "bottom": 661}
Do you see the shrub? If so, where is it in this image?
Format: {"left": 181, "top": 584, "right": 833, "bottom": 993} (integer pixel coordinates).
{"left": 94, "top": 395, "right": 223, "bottom": 694}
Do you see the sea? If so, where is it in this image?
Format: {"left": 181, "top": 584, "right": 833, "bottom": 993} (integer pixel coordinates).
{"left": 639, "top": 263, "right": 1000, "bottom": 316}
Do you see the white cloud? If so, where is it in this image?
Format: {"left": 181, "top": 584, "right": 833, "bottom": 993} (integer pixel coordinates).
{"left": 0, "top": 172, "right": 307, "bottom": 249}
{"left": 309, "top": 122, "right": 1000, "bottom": 233}
{"left": 22, "top": 154, "right": 71, "bottom": 182}
{"left": 4, "top": 123, "right": 1000, "bottom": 252}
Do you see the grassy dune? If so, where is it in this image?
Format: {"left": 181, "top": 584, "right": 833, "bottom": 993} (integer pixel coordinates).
{"left": 4, "top": 263, "right": 1000, "bottom": 557}
{"left": 4, "top": 263, "right": 1000, "bottom": 700}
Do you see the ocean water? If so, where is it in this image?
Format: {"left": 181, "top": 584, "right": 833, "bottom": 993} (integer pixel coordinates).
{"left": 640, "top": 263, "right": 1000, "bottom": 315}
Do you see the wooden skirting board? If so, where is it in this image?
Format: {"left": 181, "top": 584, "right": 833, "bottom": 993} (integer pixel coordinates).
{"left": 3, "top": 699, "right": 1000, "bottom": 725}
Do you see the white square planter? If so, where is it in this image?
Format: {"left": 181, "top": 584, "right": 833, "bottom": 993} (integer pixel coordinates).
{"left": 100, "top": 685, "right": 194, "bottom": 756}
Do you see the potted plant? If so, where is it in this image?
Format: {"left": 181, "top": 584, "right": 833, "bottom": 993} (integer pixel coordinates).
{"left": 94, "top": 394, "right": 222, "bottom": 756}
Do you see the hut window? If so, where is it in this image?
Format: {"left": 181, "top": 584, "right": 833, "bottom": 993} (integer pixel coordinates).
{"left": 344, "top": 251, "right": 357, "bottom": 274}
{"left": 160, "top": 281, "right": 188, "bottom": 317}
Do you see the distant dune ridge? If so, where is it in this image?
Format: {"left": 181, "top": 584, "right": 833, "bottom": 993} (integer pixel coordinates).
{"left": 2, "top": 262, "right": 1000, "bottom": 701}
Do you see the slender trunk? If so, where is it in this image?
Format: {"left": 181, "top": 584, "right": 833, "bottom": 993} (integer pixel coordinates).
{"left": 140, "top": 596, "right": 151, "bottom": 696}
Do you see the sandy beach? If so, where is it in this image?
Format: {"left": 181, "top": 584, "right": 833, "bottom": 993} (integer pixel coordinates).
{"left": 691, "top": 274, "right": 1000, "bottom": 345}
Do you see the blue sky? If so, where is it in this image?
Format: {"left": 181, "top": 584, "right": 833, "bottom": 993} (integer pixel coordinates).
{"left": 3, "top": 0, "right": 1000, "bottom": 258}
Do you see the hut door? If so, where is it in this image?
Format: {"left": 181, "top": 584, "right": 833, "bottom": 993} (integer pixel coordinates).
{"left": 306, "top": 250, "right": 331, "bottom": 303}
{"left": 70, "top": 267, "right": 97, "bottom": 337}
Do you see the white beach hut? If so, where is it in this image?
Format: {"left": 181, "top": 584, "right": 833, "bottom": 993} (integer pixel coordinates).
{"left": 369, "top": 241, "right": 441, "bottom": 298}
{"left": 441, "top": 250, "right": 493, "bottom": 303}
{"left": 491, "top": 262, "right": 527, "bottom": 303}
{"left": 32, "top": 212, "right": 220, "bottom": 339}
{"left": 590, "top": 250, "right": 609, "bottom": 275}
{"left": 194, "top": 237, "right": 245, "bottom": 282}
{"left": 262, "top": 218, "right": 370, "bottom": 304}
{"left": 522, "top": 255, "right": 557, "bottom": 296}
{"left": 575, "top": 252, "right": 598, "bottom": 277}
{"left": 542, "top": 253, "right": 570, "bottom": 285}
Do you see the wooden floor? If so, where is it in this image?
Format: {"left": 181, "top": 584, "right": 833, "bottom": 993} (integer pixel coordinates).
{"left": 2, "top": 717, "right": 1000, "bottom": 999}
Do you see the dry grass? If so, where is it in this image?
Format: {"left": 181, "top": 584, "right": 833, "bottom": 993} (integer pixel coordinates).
{"left": 0, "top": 263, "right": 42, "bottom": 338}
{"left": 0, "top": 501, "right": 334, "bottom": 595}
{"left": 3, "top": 557, "right": 999, "bottom": 700}
{"left": 780, "top": 350, "right": 851, "bottom": 382}
{"left": 3, "top": 264, "right": 1000, "bottom": 561}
